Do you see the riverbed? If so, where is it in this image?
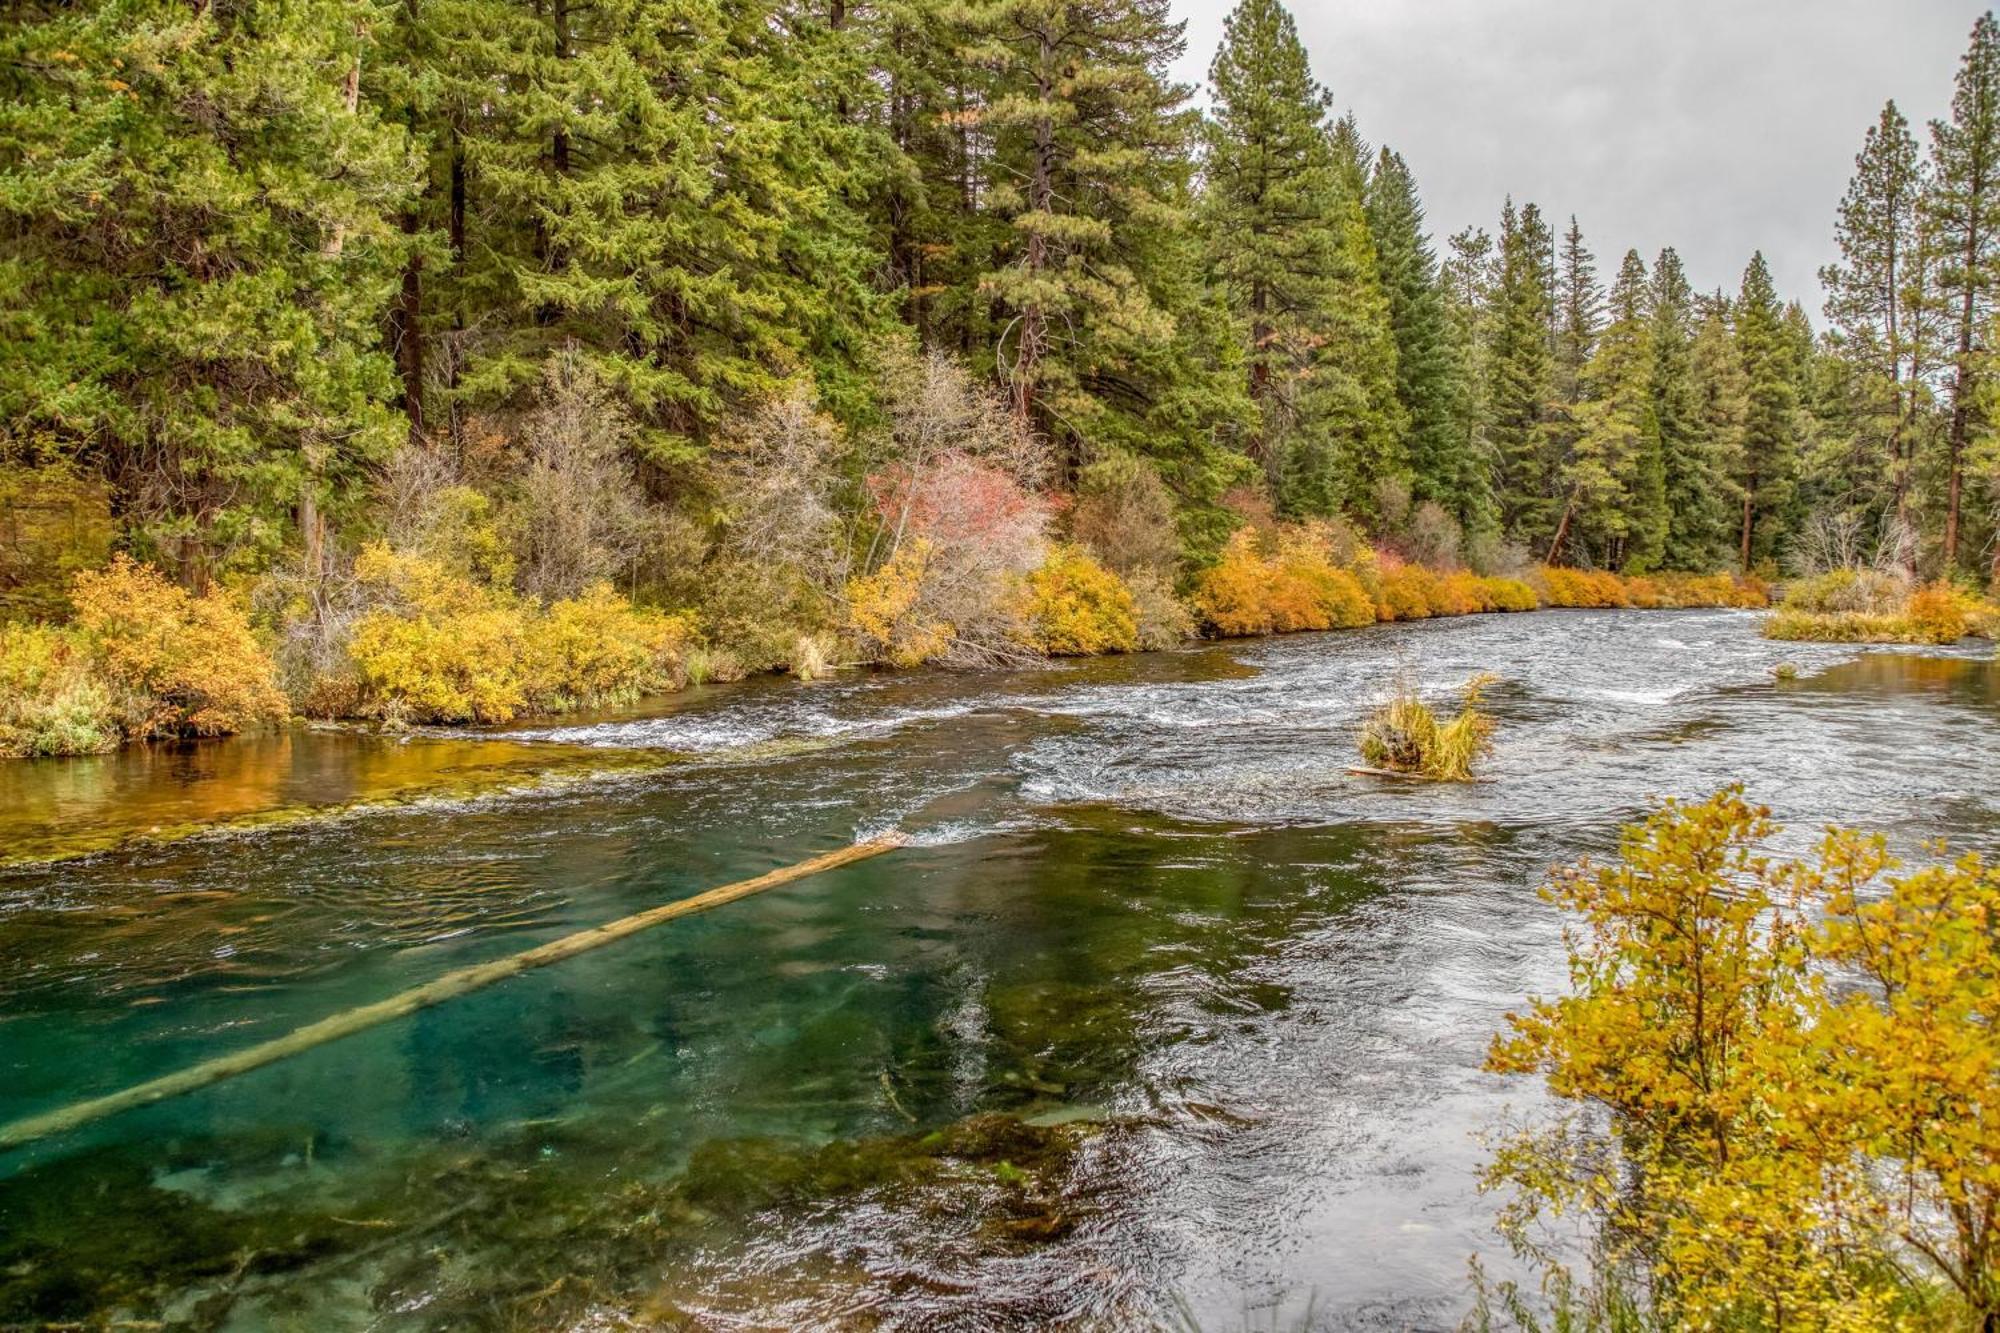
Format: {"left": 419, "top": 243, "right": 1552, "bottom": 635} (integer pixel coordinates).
{"left": 2, "top": 610, "right": 1995, "bottom": 1330}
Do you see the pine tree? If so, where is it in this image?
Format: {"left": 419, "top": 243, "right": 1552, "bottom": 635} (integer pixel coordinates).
{"left": 950, "top": 0, "right": 1250, "bottom": 513}
{"left": 1555, "top": 216, "right": 1603, "bottom": 397}
{"left": 1490, "top": 200, "right": 1559, "bottom": 548}
{"left": 1733, "top": 253, "right": 1800, "bottom": 571}
{"left": 1368, "top": 147, "right": 1471, "bottom": 524}
{"left": 1554, "top": 251, "right": 1659, "bottom": 567}
{"left": 1652, "top": 249, "right": 1725, "bottom": 569}
{"left": 0, "top": 0, "right": 420, "bottom": 585}
{"left": 1280, "top": 113, "right": 1408, "bottom": 519}
{"left": 1199, "top": 0, "right": 1340, "bottom": 462}
{"left": 1822, "top": 100, "right": 1925, "bottom": 536}
{"left": 1927, "top": 11, "right": 2000, "bottom": 572}
{"left": 1440, "top": 226, "right": 1501, "bottom": 541}
{"left": 1687, "top": 306, "right": 1749, "bottom": 569}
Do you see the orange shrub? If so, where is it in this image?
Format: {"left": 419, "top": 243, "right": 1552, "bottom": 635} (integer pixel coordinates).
{"left": 1483, "top": 577, "right": 1541, "bottom": 612}
{"left": 1904, "top": 582, "right": 1970, "bottom": 644}
{"left": 1193, "top": 529, "right": 1372, "bottom": 636}
{"left": 1375, "top": 560, "right": 1442, "bottom": 621}
{"left": 1434, "top": 572, "right": 1489, "bottom": 617}
{"left": 1016, "top": 546, "right": 1139, "bottom": 655}
{"left": 69, "top": 556, "right": 287, "bottom": 738}
{"left": 1535, "top": 566, "right": 1630, "bottom": 608}
{"left": 1193, "top": 531, "right": 1279, "bottom": 636}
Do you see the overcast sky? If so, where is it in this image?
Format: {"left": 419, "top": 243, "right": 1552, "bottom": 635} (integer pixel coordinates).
{"left": 1168, "top": 0, "right": 1987, "bottom": 311}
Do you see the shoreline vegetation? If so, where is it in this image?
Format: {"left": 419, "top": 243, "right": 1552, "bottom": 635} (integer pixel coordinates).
{"left": 0, "top": 534, "right": 1773, "bottom": 762}
{"left": 9, "top": 0, "right": 2000, "bottom": 770}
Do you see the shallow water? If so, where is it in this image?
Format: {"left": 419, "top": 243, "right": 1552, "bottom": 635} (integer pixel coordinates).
{"left": 1, "top": 610, "right": 1995, "bottom": 1330}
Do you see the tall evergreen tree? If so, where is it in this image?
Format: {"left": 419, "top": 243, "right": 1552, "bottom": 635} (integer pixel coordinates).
{"left": 1558, "top": 250, "right": 1664, "bottom": 569}
{"left": 1440, "top": 226, "right": 1501, "bottom": 541}
{"left": 1554, "top": 216, "right": 1603, "bottom": 397}
{"left": 1652, "top": 249, "right": 1725, "bottom": 569}
{"left": 1687, "top": 306, "right": 1750, "bottom": 568}
{"left": 0, "top": 0, "right": 420, "bottom": 584}
{"left": 959, "top": 0, "right": 1248, "bottom": 496}
{"left": 1822, "top": 100, "right": 1925, "bottom": 535}
{"left": 1927, "top": 11, "right": 2000, "bottom": 570}
{"left": 1490, "top": 200, "right": 1559, "bottom": 548}
{"left": 1199, "top": 0, "right": 1339, "bottom": 461}
{"left": 1368, "top": 147, "right": 1471, "bottom": 524}
{"left": 1733, "top": 253, "right": 1800, "bottom": 570}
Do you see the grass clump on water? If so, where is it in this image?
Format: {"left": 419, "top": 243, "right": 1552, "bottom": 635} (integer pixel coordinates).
{"left": 1358, "top": 673, "right": 1496, "bottom": 782}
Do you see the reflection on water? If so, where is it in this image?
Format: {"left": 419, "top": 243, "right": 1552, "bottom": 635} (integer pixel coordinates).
{"left": 0, "top": 611, "right": 1995, "bottom": 1330}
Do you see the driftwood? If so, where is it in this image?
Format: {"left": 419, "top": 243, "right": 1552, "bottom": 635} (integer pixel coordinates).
{"left": 0, "top": 836, "right": 906, "bottom": 1152}
{"left": 1345, "top": 766, "right": 1495, "bottom": 785}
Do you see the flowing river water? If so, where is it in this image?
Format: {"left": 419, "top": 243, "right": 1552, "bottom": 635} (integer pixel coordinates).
{"left": 1, "top": 609, "right": 1996, "bottom": 1331}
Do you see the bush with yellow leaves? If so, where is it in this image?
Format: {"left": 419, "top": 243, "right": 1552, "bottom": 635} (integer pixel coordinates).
{"left": 0, "top": 556, "right": 288, "bottom": 757}
{"left": 1015, "top": 546, "right": 1139, "bottom": 656}
{"left": 346, "top": 546, "right": 689, "bottom": 725}
{"left": 844, "top": 539, "right": 958, "bottom": 668}
{"left": 1193, "top": 528, "right": 1373, "bottom": 636}
{"left": 69, "top": 556, "right": 288, "bottom": 739}
{"left": 1482, "top": 787, "right": 2000, "bottom": 1330}
{"left": 0, "top": 622, "right": 117, "bottom": 758}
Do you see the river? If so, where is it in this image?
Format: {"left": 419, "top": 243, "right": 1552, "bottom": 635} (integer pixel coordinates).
{"left": 1, "top": 609, "right": 1995, "bottom": 1330}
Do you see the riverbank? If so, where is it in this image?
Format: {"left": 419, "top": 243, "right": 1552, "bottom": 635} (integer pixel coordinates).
{"left": 0, "top": 534, "right": 1771, "bottom": 764}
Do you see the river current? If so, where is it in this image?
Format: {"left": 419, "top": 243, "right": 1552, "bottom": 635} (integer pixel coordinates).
{"left": 1, "top": 609, "right": 1995, "bottom": 1330}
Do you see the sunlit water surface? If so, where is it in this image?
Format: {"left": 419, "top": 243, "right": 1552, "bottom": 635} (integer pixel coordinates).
{"left": 1, "top": 610, "right": 1996, "bottom": 1331}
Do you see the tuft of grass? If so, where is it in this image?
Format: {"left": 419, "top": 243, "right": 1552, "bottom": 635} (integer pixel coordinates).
{"left": 1358, "top": 672, "right": 1497, "bottom": 782}
{"left": 1773, "top": 662, "right": 1799, "bottom": 681}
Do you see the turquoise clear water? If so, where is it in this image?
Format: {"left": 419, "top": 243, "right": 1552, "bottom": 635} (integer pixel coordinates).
{"left": 1, "top": 610, "right": 1995, "bottom": 1329}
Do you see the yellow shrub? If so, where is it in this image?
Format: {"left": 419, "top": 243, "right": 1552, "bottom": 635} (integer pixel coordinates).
{"left": 1017, "top": 546, "right": 1139, "bottom": 656}
{"left": 69, "top": 556, "right": 287, "bottom": 738}
{"left": 1535, "top": 566, "right": 1630, "bottom": 608}
{"left": 1194, "top": 529, "right": 1372, "bottom": 636}
{"left": 350, "top": 603, "right": 528, "bottom": 725}
{"left": 349, "top": 543, "right": 528, "bottom": 724}
{"left": 846, "top": 540, "right": 956, "bottom": 667}
{"left": 1482, "top": 577, "right": 1541, "bottom": 612}
{"left": 1433, "top": 572, "right": 1488, "bottom": 617}
{"left": 1376, "top": 562, "right": 1443, "bottom": 621}
{"left": 1904, "top": 581, "right": 1969, "bottom": 644}
{"left": 0, "top": 622, "right": 118, "bottom": 758}
{"left": 1193, "top": 531, "right": 1278, "bottom": 636}
{"left": 524, "top": 584, "right": 692, "bottom": 710}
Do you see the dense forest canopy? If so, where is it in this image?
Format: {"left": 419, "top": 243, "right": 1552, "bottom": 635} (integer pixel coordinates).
{"left": 2, "top": 0, "right": 1999, "bottom": 728}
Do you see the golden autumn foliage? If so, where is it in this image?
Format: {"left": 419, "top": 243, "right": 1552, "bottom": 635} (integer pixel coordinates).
{"left": 0, "top": 556, "right": 287, "bottom": 757}
{"left": 1193, "top": 528, "right": 1373, "bottom": 636}
{"left": 1483, "top": 788, "right": 2000, "bottom": 1329}
{"left": 0, "top": 622, "right": 116, "bottom": 757}
{"left": 844, "top": 539, "right": 957, "bottom": 668}
{"left": 70, "top": 556, "right": 288, "bottom": 739}
{"left": 1015, "top": 546, "right": 1139, "bottom": 656}
{"left": 1766, "top": 572, "right": 1989, "bottom": 645}
{"left": 347, "top": 545, "right": 690, "bottom": 725}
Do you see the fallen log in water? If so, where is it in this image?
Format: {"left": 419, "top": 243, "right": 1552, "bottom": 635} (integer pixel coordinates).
{"left": 1345, "top": 766, "right": 1496, "bottom": 784}
{"left": 0, "top": 835, "right": 907, "bottom": 1152}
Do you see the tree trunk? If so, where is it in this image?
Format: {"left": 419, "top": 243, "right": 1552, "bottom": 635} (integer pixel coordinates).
{"left": 1012, "top": 27, "right": 1054, "bottom": 438}
{"left": 1740, "top": 485, "right": 1755, "bottom": 573}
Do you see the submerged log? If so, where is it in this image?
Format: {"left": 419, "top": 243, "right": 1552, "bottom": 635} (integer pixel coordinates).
{"left": 0, "top": 835, "right": 907, "bottom": 1152}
